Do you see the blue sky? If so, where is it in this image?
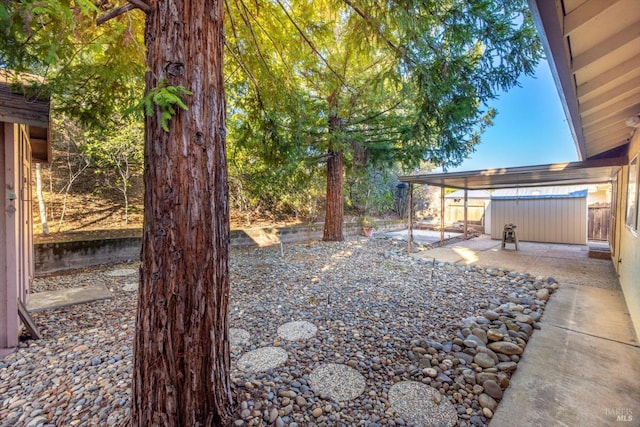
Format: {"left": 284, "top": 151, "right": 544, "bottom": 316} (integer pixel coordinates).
{"left": 448, "top": 60, "right": 579, "bottom": 172}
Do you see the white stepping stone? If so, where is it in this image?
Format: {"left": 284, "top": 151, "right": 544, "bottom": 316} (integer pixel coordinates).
{"left": 106, "top": 268, "right": 138, "bottom": 277}
{"left": 388, "top": 381, "right": 457, "bottom": 427}
{"left": 121, "top": 282, "right": 138, "bottom": 292}
{"left": 277, "top": 320, "right": 317, "bottom": 341}
{"left": 237, "top": 347, "right": 287, "bottom": 373}
{"left": 309, "top": 363, "right": 365, "bottom": 402}
{"left": 230, "top": 328, "right": 250, "bottom": 347}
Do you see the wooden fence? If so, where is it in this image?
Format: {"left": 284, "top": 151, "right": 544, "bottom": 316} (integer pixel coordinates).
{"left": 588, "top": 205, "right": 610, "bottom": 241}
{"left": 445, "top": 204, "right": 485, "bottom": 224}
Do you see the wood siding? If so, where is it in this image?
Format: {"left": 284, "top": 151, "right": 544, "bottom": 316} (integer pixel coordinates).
{"left": 617, "top": 128, "right": 640, "bottom": 339}
{"left": 490, "top": 197, "right": 588, "bottom": 244}
{"left": 0, "top": 122, "right": 9, "bottom": 350}
{"left": 1, "top": 123, "right": 20, "bottom": 350}
{"left": 1, "top": 123, "right": 34, "bottom": 352}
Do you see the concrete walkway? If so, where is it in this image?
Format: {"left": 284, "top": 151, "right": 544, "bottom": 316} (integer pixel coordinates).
{"left": 412, "top": 235, "right": 640, "bottom": 427}
{"left": 382, "top": 228, "right": 462, "bottom": 246}
{"left": 27, "top": 284, "right": 112, "bottom": 312}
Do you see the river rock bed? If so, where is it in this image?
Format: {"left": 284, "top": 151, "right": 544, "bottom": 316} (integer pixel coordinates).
{"left": 0, "top": 236, "right": 557, "bottom": 426}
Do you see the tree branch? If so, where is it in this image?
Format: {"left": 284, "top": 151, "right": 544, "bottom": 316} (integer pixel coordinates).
{"left": 96, "top": 0, "right": 150, "bottom": 25}
{"left": 274, "top": 0, "right": 348, "bottom": 89}
{"left": 342, "top": 0, "right": 398, "bottom": 52}
{"left": 128, "top": 0, "right": 150, "bottom": 13}
{"left": 236, "top": 0, "right": 274, "bottom": 79}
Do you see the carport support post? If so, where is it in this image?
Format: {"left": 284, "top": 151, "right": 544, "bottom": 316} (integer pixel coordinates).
{"left": 464, "top": 189, "right": 468, "bottom": 241}
{"left": 408, "top": 183, "right": 414, "bottom": 253}
{"left": 440, "top": 187, "right": 445, "bottom": 246}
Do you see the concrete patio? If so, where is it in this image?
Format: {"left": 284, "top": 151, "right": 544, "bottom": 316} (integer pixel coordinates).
{"left": 409, "top": 234, "right": 640, "bottom": 426}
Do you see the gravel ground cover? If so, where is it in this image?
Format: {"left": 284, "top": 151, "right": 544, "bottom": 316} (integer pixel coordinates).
{"left": 0, "top": 236, "right": 557, "bottom": 426}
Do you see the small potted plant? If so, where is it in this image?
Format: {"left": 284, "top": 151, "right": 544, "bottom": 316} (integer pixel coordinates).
{"left": 359, "top": 216, "right": 375, "bottom": 237}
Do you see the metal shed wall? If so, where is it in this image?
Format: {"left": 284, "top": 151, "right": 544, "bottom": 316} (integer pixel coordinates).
{"left": 490, "top": 196, "right": 588, "bottom": 244}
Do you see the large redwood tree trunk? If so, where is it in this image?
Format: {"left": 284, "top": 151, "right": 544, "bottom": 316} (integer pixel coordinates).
{"left": 323, "top": 146, "right": 344, "bottom": 241}
{"left": 323, "top": 115, "right": 344, "bottom": 241}
{"left": 132, "top": 1, "right": 232, "bottom": 425}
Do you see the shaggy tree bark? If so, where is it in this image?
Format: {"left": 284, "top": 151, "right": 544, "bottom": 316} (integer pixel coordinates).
{"left": 323, "top": 115, "right": 344, "bottom": 241}
{"left": 131, "top": 1, "right": 232, "bottom": 425}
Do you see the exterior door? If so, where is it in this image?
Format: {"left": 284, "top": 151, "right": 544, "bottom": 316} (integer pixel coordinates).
{"left": 19, "top": 125, "right": 33, "bottom": 304}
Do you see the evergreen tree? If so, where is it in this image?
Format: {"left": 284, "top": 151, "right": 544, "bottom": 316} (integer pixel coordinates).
{"left": 2, "top": 1, "right": 232, "bottom": 424}
{"left": 225, "top": 0, "right": 543, "bottom": 240}
{"left": 0, "top": 0, "right": 146, "bottom": 128}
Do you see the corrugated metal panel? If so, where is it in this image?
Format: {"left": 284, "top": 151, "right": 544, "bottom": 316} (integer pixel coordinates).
{"left": 491, "top": 196, "right": 587, "bottom": 244}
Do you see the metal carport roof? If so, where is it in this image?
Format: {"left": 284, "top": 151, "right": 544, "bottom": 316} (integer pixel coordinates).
{"left": 398, "top": 157, "right": 624, "bottom": 190}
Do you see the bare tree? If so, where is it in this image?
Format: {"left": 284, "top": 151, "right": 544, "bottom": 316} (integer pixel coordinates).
{"left": 34, "top": 163, "right": 49, "bottom": 235}
{"left": 51, "top": 122, "right": 92, "bottom": 231}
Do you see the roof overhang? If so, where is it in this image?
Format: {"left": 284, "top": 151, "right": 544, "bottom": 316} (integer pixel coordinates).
{"left": 399, "top": 1, "right": 637, "bottom": 190}
{"left": 528, "top": 0, "right": 640, "bottom": 161}
{"left": 0, "top": 69, "right": 51, "bottom": 162}
{"left": 398, "top": 157, "right": 625, "bottom": 190}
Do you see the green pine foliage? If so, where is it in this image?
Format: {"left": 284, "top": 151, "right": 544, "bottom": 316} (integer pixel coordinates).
{"left": 1, "top": 0, "right": 543, "bottom": 223}
{"left": 225, "top": 0, "right": 542, "bottom": 217}
{"left": 128, "top": 79, "right": 192, "bottom": 132}
{"left": 0, "top": 0, "right": 146, "bottom": 128}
